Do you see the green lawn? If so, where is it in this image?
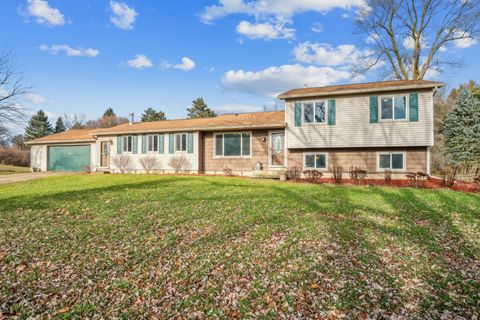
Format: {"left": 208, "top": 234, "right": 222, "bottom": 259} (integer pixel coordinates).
{"left": 0, "top": 164, "right": 30, "bottom": 175}
{"left": 0, "top": 175, "right": 479, "bottom": 319}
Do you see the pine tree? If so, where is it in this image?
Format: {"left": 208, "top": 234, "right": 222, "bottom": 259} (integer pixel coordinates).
{"left": 187, "top": 98, "right": 216, "bottom": 119}
{"left": 141, "top": 107, "right": 167, "bottom": 122}
{"left": 54, "top": 117, "right": 66, "bottom": 133}
{"left": 443, "top": 90, "right": 480, "bottom": 167}
{"left": 103, "top": 107, "right": 116, "bottom": 117}
{"left": 24, "top": 110, "right": 53, "bottom": 141}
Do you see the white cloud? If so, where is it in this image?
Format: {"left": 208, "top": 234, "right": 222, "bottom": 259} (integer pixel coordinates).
{"left": 25, "top": 93, "right": 47, "bottom": 104}
{"left": 162, "top": 57, "right": 196, "bottom": 71}
{"left": 109, "top": 1, "right": 138, "bottom": 30}
{"left": 236, "top": 20, "right": 295, "bottom": 40}
{"left": 402, "top": 34, "right": 428, "bottom": 50}
{"left": 452, "top": 31, "right": 478, "bottom": 48}
{"left": 39, "top": 44, "right": 99, "bottom": 57}
{"left": 200, "top": 0, "right": 365, "bottom": 23}
{"left": 126, "top": 54, "right": 153, "bottom": 69}
{"left": 25, "top": 0, "right": 65, "bottom": 26}
{"left": 222, "top": 64, "right": 351, "bottom": 97}
{"left": 311, "top": 22, "right": 323, "bottom": 33}
{"left": 215, "top": 103, "right": 262, "bottom": 114}
{"left": 293, "top": 42, "right": 371, "bottom": 67}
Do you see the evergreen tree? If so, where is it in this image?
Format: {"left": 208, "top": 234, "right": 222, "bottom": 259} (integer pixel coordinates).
{"left": 103, "top": 107, "right": 116, "bottom": 117}
{"left": 54, "top": 117, "right": 66, "bottom": 133}
{"left": 187, "top": 98, "right": 216, "bottom": 119}
{"left": 24, "top": 110, "right": 53, "bottom": 141}
{"left": 141, "top": 107, "right": 167, "bottom": 122}
{"left": 443, "top": 90, "right": 480, "bottom": 167}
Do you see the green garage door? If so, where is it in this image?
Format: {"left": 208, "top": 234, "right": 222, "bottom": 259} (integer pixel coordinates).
{"left": 48, "top": 145, "right": 91, "bottom": 172}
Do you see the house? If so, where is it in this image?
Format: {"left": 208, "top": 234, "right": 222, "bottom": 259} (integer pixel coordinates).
{"left": 27, "top": 79, "right": 445, "bottom": 178}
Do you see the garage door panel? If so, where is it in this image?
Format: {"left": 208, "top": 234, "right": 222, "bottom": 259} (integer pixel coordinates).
{"left": 48, "top": 145, "right": 91, "bottom": 172}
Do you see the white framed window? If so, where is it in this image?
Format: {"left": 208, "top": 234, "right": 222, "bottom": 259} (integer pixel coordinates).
{"left": 214, "top": 132, "right": 251, "bottom": 157}
{"left": 175, "top": 133, "right": 187, "bottom": 152}
{"left": 147, "top": 134, "right": 159, "bottom": 153}
{"left": 380, "top": 95, "right": 407, "bottom": 120}
{"left": 304, "top": 153, "right": 328, "bottom": 170}
{"left": 377, "top": 152, "right": 406, "bottom": 171}
{"left": 122, "top": 135, "right": 133, "bottom": 153}
{"left": 303, "top": 101, "right": 326, "bottom": 124}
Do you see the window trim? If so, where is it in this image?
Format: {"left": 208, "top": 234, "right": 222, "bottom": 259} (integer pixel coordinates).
{"left": 303, "top": 152, "right": 328, "bottom": 171}
{"left": 174, "top": 133, "right": 187, "bottom": 153}
{"left": 301, "top": 100, "right": 328, "bottom": 125}
{"left": 376, "top": 151, "right": 407, "bottom": 171}
{"left": 213, "top": 131, "right": 252, "bottom": 158}
{"left": 147, "top": 134, "right": 159, "bottom": 153}
{"left": 379, "top": 95, "right": 409, "bottom": 122}
{"left": 122, "top": 135, "right": 133, "bottom": 153}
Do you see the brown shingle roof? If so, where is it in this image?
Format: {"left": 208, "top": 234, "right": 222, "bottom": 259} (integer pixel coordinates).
{"left": 92, "top": 111, "right": 285, "bottom": 136}
{"left": 25, "top": 129, "right": 97, "bottom": 145}
{"left": 26, "top": 111, "right": 286, "bottom": 144}
{"left": 277, "top": 80, "right": 445, "bottom": 99}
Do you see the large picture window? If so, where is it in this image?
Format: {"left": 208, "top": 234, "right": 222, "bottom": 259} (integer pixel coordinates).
{"left": 378, "top": 152, "right": 405, "bottom": 171}
{"left": 381, "top": 96, "right": 407, "bottom": 120}
{"left": 122, "top": 136, "right": 133, "bottom": 153}
{"left": 304, "top": 153, "right": 327, "bottom": 170}
{"left": 303, "top": 101, "right": 326, "bottom": 123}
{"left": 175, "top": 133, "right": 187, "bottom": 152}
{"left": 147, "top": 135, "right": 158, "bottom": 152}
{"left": 214, "top": 133, "right": 251, "bottom": 157}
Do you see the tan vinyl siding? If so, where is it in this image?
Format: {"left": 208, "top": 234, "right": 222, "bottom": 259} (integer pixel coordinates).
{"left": 288, "top": 147, "right": 427, "bottom": 175}
{"left": 285, "top": 89, "right": 434, "bottom": 148}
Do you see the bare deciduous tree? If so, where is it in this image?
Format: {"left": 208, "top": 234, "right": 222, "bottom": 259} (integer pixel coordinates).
{"left": 62, "top": 113, "right": 87, "bottom": 130}
{"left": 139, "top": 156, "right": 160, "bottom": 174}
{"left": 168, "top": 155, "right": 190, "bottom": 174}
{"left": 0, "top": 51, "right": 31, "bottom": 130}
{"left": 356, "top": 0, "right": 480, "bottom": 79}
{"left": 112, "top": 155, "right": 131, "bottom": 173}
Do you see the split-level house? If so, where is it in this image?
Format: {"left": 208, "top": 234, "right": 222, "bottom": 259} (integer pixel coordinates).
{"left": 27, "top": 80, "right": 445, "bottom": 178}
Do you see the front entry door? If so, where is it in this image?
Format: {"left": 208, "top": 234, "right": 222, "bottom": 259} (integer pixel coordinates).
{"left": 100, "top": 141, "right": 110, "bottom": 168}
{"left": 270, "top": 132, "right": 285, "bottom": 167}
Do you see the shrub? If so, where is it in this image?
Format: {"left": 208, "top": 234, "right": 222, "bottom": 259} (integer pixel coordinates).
{"left": 303, "top": 170, "right": 323, "bottom": 183}
{"left": 330, "top": 165, "right": 343, "bottom": 184}
{"left": 168, "top": 155, "right": 190, "bottom": 174}
{"left": 139, "top": 156, "right": 160, "bottom": 174}
{"left": 384, "top": 169, "right": 392, "bottom": 186}
{"left": 350, "top": 166, "right": 367, "bottom": 185}
{"left": 0, "top": 147, "right": 29, "bottom": 167}
{"left": 440, "top": 166, "right": 458, "bottom": 188}
{"left": 223, "top": 167, "right": 234, "bottom": 176}
{"left": 112, "top": 155, "right": 131, "bottom": 173}
{"left": 287, "top": 166, "right": 302, "bottom": 181}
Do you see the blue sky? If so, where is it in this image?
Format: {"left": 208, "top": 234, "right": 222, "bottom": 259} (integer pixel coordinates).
{"left": 2, "top": 0, "right": 479, "bottom": 129}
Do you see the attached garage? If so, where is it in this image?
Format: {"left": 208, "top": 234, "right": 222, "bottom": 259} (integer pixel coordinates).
{"left": 48, "top": 145, "right": 91, "bottom": 172}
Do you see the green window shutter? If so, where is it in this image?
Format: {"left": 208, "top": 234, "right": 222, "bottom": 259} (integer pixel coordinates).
{"left": 328, "top": 99, "right": 336, "bottom": 125}
{"left": 187, "top": 132, "right": 194, "bottom": 154}
{"left": 169, "top": 133, "right": 174, "bottom": 154}
{"left": 159, "top": 134, "right": 164, "bottom": 154}
{"left": 117, "top": 136, "right": 122, "bottom": 154}
{"left": 294, "top": 102, "right": 302, "bottom": 127}
{"left": 370, "top": 96, "right": 379, "bottom": 123}
{"left": 409, "top": 93, "right": 419, "bottom": 122}
{"left": 132, "top": 135, "right": 138, "bottom": 154}
{"left": 141, "top": 134, "right": 147, "bottom": 154}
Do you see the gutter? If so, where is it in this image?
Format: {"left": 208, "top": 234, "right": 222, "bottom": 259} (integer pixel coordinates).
{"left": 25, "top": 139, "right": 96, "bottom": 146}
{"left": 278, "top": 83, "right": 446, "bottom": 100}
{"left": 91, "top": 123, "right": 286, "bottom": 137}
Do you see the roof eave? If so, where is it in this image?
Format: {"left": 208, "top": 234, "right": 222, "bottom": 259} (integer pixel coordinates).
{"left": 92, "top": 123, "right": 286, "bottom": 137}
{"left": 25, "top": 139, "right": 96, "bottom": 145}
{"left": 277, "top": 83, "right": 446, "bottom": 100}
